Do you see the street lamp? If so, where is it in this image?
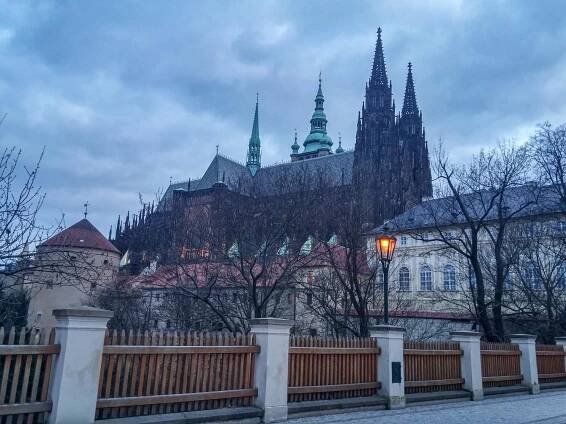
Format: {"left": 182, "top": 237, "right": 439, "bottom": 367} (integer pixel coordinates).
{"left": 375, "top": 232, "right": 397, "bottom": 324}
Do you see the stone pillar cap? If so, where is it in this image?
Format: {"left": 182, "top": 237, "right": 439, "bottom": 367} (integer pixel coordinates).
{"left": 450, "top": 330, "right": 482, "bottom": 337}
{"left": 53, "top": 306, "right": 114, "bottom": 319}
{"left": 509, "top": 333, "right": 537, "bottom": 340}
{"left": 369, "top": 325, "right": 405, "bottom": 333}
{"left": 250, "top": 318, "right": 294, "bottom": 327}
{"left": 554, "top": 336, "right": 566, "bottom": 342}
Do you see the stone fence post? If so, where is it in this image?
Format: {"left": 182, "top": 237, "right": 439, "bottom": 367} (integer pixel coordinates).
{"left": 49, "top": 307, "right": 113, "bottom": 424}
{"left": 370, "top": 325, "right": 405, "bottom": 409}
{"left": 510, "top": 334, "right": 540, "bottom": 394}
{"left": 555, "top": 337, "right": 566, "bottom": 373}
{"left": 251, "top": 318, "right": 293, "bottom": 423}
{"left": 451, "top": 331, "right": 483, "bottom": 400}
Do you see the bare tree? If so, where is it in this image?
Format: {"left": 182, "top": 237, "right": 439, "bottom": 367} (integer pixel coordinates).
{"left": 504, "top": 220, "right": 566, "bottom": 342}
{"left": 529, "top": 122, "right": 566, "bottom": 208}
{"left": 145, "top": 168, "right": 327, "bottom": 333}
{"left": 401, "top": 142, "right": 534, "bottom": 341}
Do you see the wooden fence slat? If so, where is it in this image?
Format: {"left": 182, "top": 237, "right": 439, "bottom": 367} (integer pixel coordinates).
{"left": 287, "top": 336, "right": 379, "bottom": 403}
{"left": 403, "top": 340, "right": 463, "bottom": 394}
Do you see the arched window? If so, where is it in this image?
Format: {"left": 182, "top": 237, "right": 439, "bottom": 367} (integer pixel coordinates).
{"left": 399, "top": 267, "right": 410, "bottom": 291}
{"left": 420, "top": 265, "right": 432, "bottom": 291}
{"left": 443, "top": 265, "right": 456, "bottom": 291}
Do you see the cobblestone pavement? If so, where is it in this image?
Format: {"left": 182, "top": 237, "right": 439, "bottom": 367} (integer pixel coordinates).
{"left": 288, "top": 391, "right": 566, "bottom": 424}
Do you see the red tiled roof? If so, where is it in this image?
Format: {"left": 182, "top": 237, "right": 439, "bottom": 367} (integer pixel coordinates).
{"left": 39, "top": 219, "right": 121, "bottom": 254}
{"left": 127, "top": 242, "right": 370, "bottom": 289}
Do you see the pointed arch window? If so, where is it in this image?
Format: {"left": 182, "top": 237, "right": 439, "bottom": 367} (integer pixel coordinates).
{"left": 399, "top": 267, "right": 410, "bottom": 291}
{"left": 420, "top": 265, "right": 432, "bottom": 291}
{"left": 443, "top": 265, "right": 456, "bottom": 291}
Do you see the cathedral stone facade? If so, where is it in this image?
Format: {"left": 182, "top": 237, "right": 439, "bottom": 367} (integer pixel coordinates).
{"left": 114, "top": 28, "right": 432, "bottom": 260}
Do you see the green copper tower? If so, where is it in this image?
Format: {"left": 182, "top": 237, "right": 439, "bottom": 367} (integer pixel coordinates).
{"left": 246, "top": 94, "right": 261, "bottom": 176}
{"left": 303, "top": 73, "right": 333, "bottom": 153}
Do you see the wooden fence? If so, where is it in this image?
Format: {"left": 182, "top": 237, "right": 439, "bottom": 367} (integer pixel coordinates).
{"left": 287, "top": 336, "right": 380, "bottom": 402}
{"left": 536, "top": 344, "right": 566, "bottom": 384}
{"left": 96, "top": 330, "right": 258, "bottom": 420}
{"left": 0, "top": 327, "right": 58, "bottom": 424}
{"left": 403, "top": 340, "right": 463, "bottom": 394}
{"left": 480, "top": 342, "right": 522, "bottom": 388}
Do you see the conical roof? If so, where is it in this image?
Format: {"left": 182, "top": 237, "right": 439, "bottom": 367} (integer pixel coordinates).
{"left": 39, "top": 219, "right": 120, "bottom": 254}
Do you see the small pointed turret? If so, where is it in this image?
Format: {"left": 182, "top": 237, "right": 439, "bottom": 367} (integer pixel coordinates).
{"left": 370, "top": 27, "right": 388, "bottom": 87}
{"left": 336, "top": 132, "right": 344, "bottom": 153}
{"left": 246, "top": 94, "right": 261, "bottom": 176}
{"left": 402, "top": 62, "right": 419, "bottom": 116}
{"left": 291, "top": 128, "right": 300, "bottom": 154}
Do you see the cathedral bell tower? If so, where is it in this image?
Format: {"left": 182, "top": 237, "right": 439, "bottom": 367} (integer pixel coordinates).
{"left": 353, "top": 28, "right": 432, "bottom": 226}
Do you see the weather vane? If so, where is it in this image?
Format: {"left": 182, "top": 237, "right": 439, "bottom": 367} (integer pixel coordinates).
{"left": 83, "top": 201, "right": 89, "bottom": 219}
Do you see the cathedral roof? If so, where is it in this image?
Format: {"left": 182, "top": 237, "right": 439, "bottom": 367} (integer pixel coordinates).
{"left": 161, "top": 150, "right": 354, "bottom": 203}
{"left": 253, "top": 150, "right": 353, "bottom": 194}
{"left": 39, "top": 219, "right": 121, "bottom": 254}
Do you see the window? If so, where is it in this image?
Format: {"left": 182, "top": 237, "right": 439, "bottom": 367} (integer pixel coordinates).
{"left": 287, "top": 293, "right": 293, "bottom": 304}
{"left": 398, "top": 267, "right": 410, "bottom": 291}
{"left": 525, "top": 265, "right": 541, "bottom": 290}
{"left": 90, "top": 281, "right": 97, "bottom": 290}
{"left": 420, "top": 265, "right": 432, "bottom": 291}
{"left": 400, "top": 236, "right": 407, "bottom": 246}
{"left": 306, "top": 291, "right": 313, "bottom": 306}
{"left": 558, "top": 266, "right": 566, "bottom": 289}
{"left": 306, "top": 271, "right": 314, "bottom": 284}
{"left": 376, "top": 271, "right": 384, "bottom": 288}
{"left": 103, "top": 259, "right": 109, "bottom": 266}
{"left": 468, "top": 264, "right": 476, "bottom": 288}
{"left": 443, "top": 265, "right": 456, "bottom": 291}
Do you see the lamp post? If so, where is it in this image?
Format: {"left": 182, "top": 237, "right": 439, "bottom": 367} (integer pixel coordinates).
{"left": 375, "top": 232, "right": 397, "bottom": 324}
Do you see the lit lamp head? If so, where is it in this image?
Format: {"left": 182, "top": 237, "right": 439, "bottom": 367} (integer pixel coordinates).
{"left": 375, "top": 232, "right": 397, "bottom": 264}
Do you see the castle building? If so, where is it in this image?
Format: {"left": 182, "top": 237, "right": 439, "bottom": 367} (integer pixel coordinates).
{"left": 116, "top": 28, "right": 433, "bottom": 262}
{"left": 160, "top": 29, "right": 431, "bottom": 222}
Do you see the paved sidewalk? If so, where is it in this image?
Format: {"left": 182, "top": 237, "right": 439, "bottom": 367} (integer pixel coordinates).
{"left": 289, "top": 391, "right": 566, "bottom": 424}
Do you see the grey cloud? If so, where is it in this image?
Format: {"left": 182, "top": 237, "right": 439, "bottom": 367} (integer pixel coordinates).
{"left": 0, "top": 0, "right": 565, "bottom": 234}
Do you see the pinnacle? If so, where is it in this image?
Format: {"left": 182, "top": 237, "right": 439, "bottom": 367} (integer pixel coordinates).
{"left": 402, "top": 62, "right": 419, "bottom": 116}
{"left": 370, "top": 27, "right": 388, "bottom": 87}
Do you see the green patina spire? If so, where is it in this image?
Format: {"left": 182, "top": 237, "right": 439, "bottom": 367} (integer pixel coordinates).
{"left": 303, "top": 72, "right": 333, "bottom": 153}
{"left": 246, "top": 93, "right": 261, "bottom": 176}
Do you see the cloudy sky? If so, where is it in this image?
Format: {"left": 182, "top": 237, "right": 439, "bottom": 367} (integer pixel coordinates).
{"left": 2, "top": 0, "right": 566, "bottom": 235}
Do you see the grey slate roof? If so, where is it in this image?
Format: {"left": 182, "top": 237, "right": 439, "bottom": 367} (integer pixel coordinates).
{"left": 372, "top": 184, "right": 563, "bottom": 234}
{"left": 162, "top": 151, "right": 354, "bottom": 202}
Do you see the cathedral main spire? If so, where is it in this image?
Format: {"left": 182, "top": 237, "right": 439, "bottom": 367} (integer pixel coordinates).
{"left": 246, "top": 94, "right": 261, "bottom": 176}
{"left": 370, "top": 27, "right": 388, "bottom": 87}
{"left": 402, "top": 62, "right": 419, "bottom": 116}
